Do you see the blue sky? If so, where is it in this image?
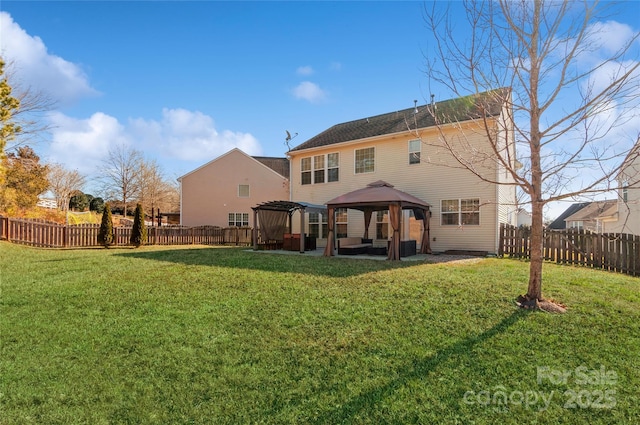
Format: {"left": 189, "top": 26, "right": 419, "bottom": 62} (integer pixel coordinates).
{"left": 1, "top": 1, "right": 639, "bottom": 219}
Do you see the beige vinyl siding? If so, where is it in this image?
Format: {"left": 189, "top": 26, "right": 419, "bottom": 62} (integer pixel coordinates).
{"left": 290, "top": 119, "right": 505, "bottom": 253}
{"left": 180, "top": 149, "right": 289, "bottom": 227}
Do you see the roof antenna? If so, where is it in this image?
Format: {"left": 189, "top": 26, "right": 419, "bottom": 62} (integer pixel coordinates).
{"left": 414, "top": 99, "right": 419, "bottom": 114}
{"left": 431, "top": 94, "right": 436, "bottom": 107}
{"left": 284, "top": 130, "right": 298, "bottom": 150}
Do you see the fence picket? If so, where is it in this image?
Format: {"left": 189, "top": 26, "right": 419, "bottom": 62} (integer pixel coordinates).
{"left": 498, "top": 223, "right": 639, "bottom": 277}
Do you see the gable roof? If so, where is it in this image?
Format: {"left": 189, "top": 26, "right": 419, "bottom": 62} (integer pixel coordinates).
{"left": 548, "top": 202, "right": 590, "bottom": 229}
{"left": 289, "top": 88, "right": 509, "bottom": 152}
{"left": 564, "top": 200, "right": 617, "bottom": 222}
{"left": 178, "top": 148, "right": 289, "bottom": 180}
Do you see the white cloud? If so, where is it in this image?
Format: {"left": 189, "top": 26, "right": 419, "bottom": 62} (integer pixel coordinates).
{"left": 292, "top": 81, "right": 327, "bottom": 103}
{"left": 129, "top": 108, "right": 262, "bottom": 161}
{"left": 296, "top": 65, "right": 314, "bottom": 76}
{"left": 0, "top": 12, "right": 98, "bottom": 105}
{"left": 47, "top": 112, "right": 128, "bottom": 175}
{"left": 330, "top": 61, "right": 342, "bottom": 71}
{"left": 45, "top": 108, "right": 263, "bottom": 177}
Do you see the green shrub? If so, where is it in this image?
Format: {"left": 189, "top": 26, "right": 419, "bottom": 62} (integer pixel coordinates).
{"left": 130, "top": 203, "right": 147, "bottom": 247}
{"left": 97, "top": 203, "right": 115, "bottom": 247}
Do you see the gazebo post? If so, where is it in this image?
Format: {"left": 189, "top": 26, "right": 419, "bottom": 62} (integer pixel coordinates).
{"left": 299, "top": 208, "right": 306, "bottom": 253}
{"left": 252, "top": 208, "right": 258, "bottom": 250}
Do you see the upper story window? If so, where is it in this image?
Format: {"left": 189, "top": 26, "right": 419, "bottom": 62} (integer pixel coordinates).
{"left": 441, "top": 198, "right": 480, "bottom": 226}
{"left": 238, "top": 184, "right": 250, "bottom": 197}
{"left": 408, "top": 140, "right": 421, "bottom": 165}
{"left": 301, "top": 157, "right": 312, "bottom": 185}
{"left": 301, "top": 153, "right": 339, "bottom": 185}
{"left": 355, "top": 147, "right": 375, "bottom": 174}
{"left": 622, "top": 180, "right": 629, "bottom": 202}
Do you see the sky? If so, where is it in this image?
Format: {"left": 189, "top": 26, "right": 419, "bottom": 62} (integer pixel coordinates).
{"left": 1, "top": 0, "right": 639, "bottom": 220}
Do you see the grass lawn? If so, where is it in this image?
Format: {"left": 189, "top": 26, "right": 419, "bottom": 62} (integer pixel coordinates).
{"left": 1, "top": 242, "right": 638, "bottom": 424}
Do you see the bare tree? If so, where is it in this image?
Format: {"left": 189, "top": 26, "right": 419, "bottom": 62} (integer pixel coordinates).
{"left": 99, "top": 144, "right": 143, "bottom": 218}
{"left": 423, "top": 0, "right": 640, "bottom": 310}
{"left": 47, "top": 163, "right": 86, "bottom": 211}
{"left": 138, "top": 159, "right": 178, "bottom": 220}
{"left": 2, "top": 59, "right": 56, "bottom": 152}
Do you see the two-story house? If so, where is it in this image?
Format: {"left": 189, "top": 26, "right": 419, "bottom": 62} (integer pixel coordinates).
{"left": 179, "top": 148, "right": 289, "bottom": 227}
{"left": 610, "top": 139, "right": 640, "bottom": 235}
{"left": 287, "top": 89, "right": 518, "bottom": 254}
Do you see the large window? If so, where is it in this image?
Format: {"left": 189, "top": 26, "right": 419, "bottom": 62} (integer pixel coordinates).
{"left": 376, "top": 210, "right": 389, "bottom": 239}
{"left": 301, "top": 153, "right": 339, "bottom": 184}
{"left": 301, "top": 157, "right": 312, "bottom": 185}
{"left": 313, "top": 155, "right": 325, "bottom": 184}
{"left": 441, "top": 199, "right": 480, "bottom": 226}
{"left": 228, "top": 212, "right": 249, "bottom": 227}
{"left": 335, "top": 208, "right": 348, "bottom": 238}
{"left": 309, "top": 213, "right": 328, "bottom": 238}
{"left": 408, "top": 140, "right": 421, "bottom": 165}
{"left": 238, "top": 184, "right": 250, "bottom": 197}
{"left": 327, "top": 153, "right": 339, "bottom": 182}
{"left": 355, "top": 147, "right": 375, "bottom": 174}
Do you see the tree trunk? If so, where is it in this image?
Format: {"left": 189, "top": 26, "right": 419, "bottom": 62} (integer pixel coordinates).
{"left": 527, "top": 198, "right": 544, "bottom": 301}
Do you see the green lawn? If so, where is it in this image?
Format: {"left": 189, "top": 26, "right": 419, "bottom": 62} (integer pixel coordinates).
{"left": 1, "top": 243, "right": 638, "bottom": 424}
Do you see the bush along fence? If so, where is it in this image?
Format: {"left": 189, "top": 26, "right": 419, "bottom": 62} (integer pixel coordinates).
{"left": 499, "top": 223, "right": 640, "bottom": 277}
{"left": 0, "top": 216, "right": 252, "bottom": 248}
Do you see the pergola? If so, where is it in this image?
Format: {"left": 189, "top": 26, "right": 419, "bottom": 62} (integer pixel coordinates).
{"left": 252, "top": 200, "right": 327, "bottom": 253}
{"left": 323, "top": 181, "right": 432, "bottom": 261}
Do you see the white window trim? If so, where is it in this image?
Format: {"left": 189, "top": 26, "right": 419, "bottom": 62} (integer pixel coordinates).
{"left": 301, "top": 153, "right": 340, "bottom": 184}
{"left": 354, "top": 146, "right": 375, "bottom": 174}
{"left": 440, "top": 198, "right": 481, "bottom": 226}
{"left": 408, "top": 139, "right": 421, "bottom": 165}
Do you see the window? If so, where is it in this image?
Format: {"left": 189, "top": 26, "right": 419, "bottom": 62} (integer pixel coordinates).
{"left": 355, "top": 147, "right": 375, "bottom": 174}
{"left": 301, "top": 157, "right": 312, "bottom": 185}
{"left": 335, "top": 208, "right": 348, "bottom": 238}
{"left": 238, "top": 184, "right": 250, "bottom": 197}
{"left": 313, "top": 155, "right": 325, "bottom": 184}
{"left": 228, "top": 212, "right": 249, "bottom": 227}
{"left": 409, "top": 139, "right": 421, "bottom": 165}
{"left": 309, "top": 213, "right": 328, "bottom": 238}
{"left": 328, "top": 153, "right": 339, "bottom": 182}
{"left": 441, "top": 199, "right": 480, "bottom": 226}
{"left": 570, "top": 221, "right": 583, "bottom": 230}
{"left": 622, "top": 180, "right": 629, "bottom": 202}
{"left": 376, "top": 210, "right": 389, "bottom": 239}
{"left": 301, "top": 153, "right": 339, "bottom": 184}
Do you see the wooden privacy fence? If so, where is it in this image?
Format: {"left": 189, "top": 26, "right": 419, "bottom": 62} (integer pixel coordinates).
{"left": 499, "top": 223, "right": 640, "bottom": 277}
{"left": 0, "top": 216, "right": 252, "bottom": 248}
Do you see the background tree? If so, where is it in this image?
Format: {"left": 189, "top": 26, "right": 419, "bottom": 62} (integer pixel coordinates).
{"left": 98, "top": 203, "right": 115, "bottom": 247}
{"left": 423, "top": 0, "right": 639, "bottom": 310}
{"left": 99, "top": 144, "right": 143, "bottom": 218}
{"left": 47, "top": 163, "right": 86, "bottom": 211}
{"left": 90, "top": 196, "right": 105, "bottom": 213}
{"left": 130, "top": 203, "right": 147, "bottom": 247}
{"left": 0, "top": 146, "right": 49, "bottom": 213}
{"left": 0, "top": 58, "right": 21, "bottom": 190}
{"left": 68, "top": 192, "right": 89, "bottom": 212}
{"left": 1, "top": 58, "right": 56, "bottom": 151}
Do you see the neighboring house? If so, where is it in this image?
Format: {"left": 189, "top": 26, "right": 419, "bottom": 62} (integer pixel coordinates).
{"left": 609, "top": 140, "right": 640, "bottom": 235}
{"left": 517, "top": 208, "right": 532, "bottom": 227}
{"left": 287, "top": 89, "right": 518, "bottom": 254}
{"left": 179, "top": 148, "right": 289, "bottom": 227}
{"left": 547, "top": 202, "right": 590, "bottom": 230}
{"left": 562, "top": 200, "right": 618, "bottom": 233}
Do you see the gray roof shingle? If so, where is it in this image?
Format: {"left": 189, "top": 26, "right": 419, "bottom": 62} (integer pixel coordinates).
{"left": 289, "top": 88, "right": 509, "bottom": 152}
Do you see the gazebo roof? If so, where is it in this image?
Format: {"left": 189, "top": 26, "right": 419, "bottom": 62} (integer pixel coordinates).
{"left": 252, "top": 200, "right": 327, "bottom": 215}
{"left": 326, "top": 181, "right": 431, "bottom": 211}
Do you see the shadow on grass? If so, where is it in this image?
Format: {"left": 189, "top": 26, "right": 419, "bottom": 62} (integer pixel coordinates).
{"left": 115, "top": 246, "right": 420, "bottom": 278}
{"left": 312, "top": 310, "right": 527, "bottom": 424}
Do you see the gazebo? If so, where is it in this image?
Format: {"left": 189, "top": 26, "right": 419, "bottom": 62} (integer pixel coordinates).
{"left": 324, "top": 181, "right": 432, "bottom": 260}
{"left": 252, "top": 200, "right": 326, "bottom": 253}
